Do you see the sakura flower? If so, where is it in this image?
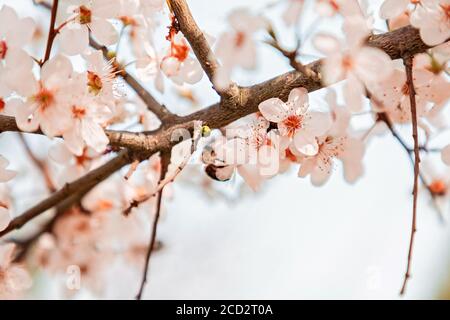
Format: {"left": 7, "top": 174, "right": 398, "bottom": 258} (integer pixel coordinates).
{"left": 57, "top": 0, "right": 120, "bottom": 55}
{"left": 410, "top": 0, "right": 450, "bottom": 46}
{"left": 10, "top": 55, "right": 74, "bottom": 137}
{"left": 443, "top": 144, "right": 450, "bottom": 165}
{"left": 379, "top": 0, "right": 421, "bottom": 20}
{"left": 63, "top": 100, "right": 110, "bottom": 156}
{"left": 214, "top": 9, "right": 267, "bottom": 90}
{"left": 203, "top": 115, "right": 288, "bottom": 190}
{"left": 258, "top": 87, "right": 331, "bottom": 156}
{"left": 160, "top": 17, "right": 203, "bottom": 85}
{"left": 283, "top": 0, "right": 305, "bottom": 26}
{"left": 0, "top": 155, "right": 15, "bottom": 183}
{"left": 313, "top": 17, "right": 393, "bottom": 111}
{"left": 315, "top": 0, "right": 363, "bottom": 17}
{"left": 0, "top": 243, "right": 32, "bottom": 299}
{"left": 83, "top": 49, "right": 118, "bottom": 102}
{"left": 0, "top": 5, "right": 35, "bottom": 93}
{"left": 297, "top": 92, "right": 364, "bottom": 186}
{"left": 421, "top": 156, "right": 450, "bottom": 214}
{"left": 49, "top": 143, "right": 98, "bottom": 186}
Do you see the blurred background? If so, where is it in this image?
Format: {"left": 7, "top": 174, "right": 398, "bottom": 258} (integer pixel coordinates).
{"left": 1, "top": 0, "right": 449, "bottom": 299}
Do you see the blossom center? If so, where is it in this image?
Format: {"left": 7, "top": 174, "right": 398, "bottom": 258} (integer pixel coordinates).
{"left": 71, "top": 105, "right": 86, "bottom": 119}
{"left": 429, "top": 180, "right": 447, "bottom": 196}
{"left": 0, "top": 40, "right": 7, "bottom": 60}
{"left": 166, "top": 15, "right": 189, "bottom": 62}
{"left": 235, "top": 32, "right": 246, "bottom": 48}
{"left": 87, "top": 71, "right": 103, "bottom": 95}
{"left": 329, "top": 0, "right": 340, "bottom": 12}
{"left": 283, "top": 115, "right": 303, "bottom": 137}
{"left": 440, "top": 4, "right": 450, "bottom": 22}
{"left": 342, "top": 55, "right": 353, "bottom": 71}
{"left": 77, "top": 5, "right": 92, "bottom": 25}
{"left": 75, "top": 149, "right": 91, "bottom": 166}
{"left": 119, "top": 16, "right": 137, "bottom": 27}
{"left": 0, "top": 98, "right": 5, "bottom": 112}
{"left": 33, "top": 86, "right": 55, "bottom": 111}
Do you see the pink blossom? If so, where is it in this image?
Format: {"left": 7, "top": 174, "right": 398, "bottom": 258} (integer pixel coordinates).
{"left": 0, "top": 243, "right": 32, "bottom": 299}
{"left": 58, "top": 0, "right": 120, "bottom": 55}
{"left": 313, "top": 16, "right": 393, "bottom": 111}
{"left": 410, "top": 0, "right": 450, "bottom": 46}
{"left": 10, "top": 55, "right": 74, "bottom": 137}
{"left": 0, "top": 5, "right": 35, "bottom": 94}
{"left": 214, "top": 9, "right": 267, "bottom": 90}
{"left": 160, "top": 16, "right": 203, "bottom": 85}
{"left": 297, "top": 91, "right": 364, "bottom": 186}
{"left": 49, "top": 143, "right": 99, "bottom": 186}
{"left": 316, "top": 0, "right": 363, "bottom": 17}
{"left": 258, "top": 87, "right": 331, "bottom": 156}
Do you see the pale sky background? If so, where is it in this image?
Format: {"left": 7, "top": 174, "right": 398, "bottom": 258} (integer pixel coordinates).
{"left": 1, "top": 0, "right": 449, "bottom": 299}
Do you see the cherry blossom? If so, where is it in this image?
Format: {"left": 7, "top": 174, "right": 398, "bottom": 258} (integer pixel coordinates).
{"left": 315, "top": 0, "right": 363, "bottom": 17}
{"left": 0, "top": 243, "right": 32, "bottom": 299}
{"left": 160, "top": 16, "right": 203, "bottom": 85}
{"left": 57, "top": 0, "right": 120, "bottom": 55}
{"left": 0, "top": 5, "right": 35, "bottom": 94}
{"left": 258, "top": 87, "right": 331, "bottom": 156}
{"left": 49, "top": 143, "right": 99, "bottom": 186}
{"left": 297, "top": 91, "right": 365, "bottom": 186}
{"left": 313, "top": 16, "right": 393, "bottom": 111}
{"left": 10, "top": 55, "right": 74, "bottom": 137}
{"left": 214, "top": 9, "right": 267, "bottom": 90}
{"left": 410, "top": 0, "right": 450, "bottom": 46}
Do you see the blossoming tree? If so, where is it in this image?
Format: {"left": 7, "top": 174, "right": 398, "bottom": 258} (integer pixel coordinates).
{"left": 0, "top": 0, "right": 449, "bottom": 299}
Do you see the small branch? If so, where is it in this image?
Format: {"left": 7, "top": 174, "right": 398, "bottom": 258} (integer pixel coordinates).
{"left": 265, "top": 28, "right": 318, "bottom": 79}
{"left": 0, "top": 150, "right": 132, "bottom": 238}
{"left": 135, "top": 152, "right": 170, "bottom": 300}
{"left": 400, "top": 56, "right": 420, "bottom": 296}
{"left": 42, "top": 0, "right": 59, "bottom": 65}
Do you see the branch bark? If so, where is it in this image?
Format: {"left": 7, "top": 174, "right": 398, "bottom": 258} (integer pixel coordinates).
{"left": 400, "top": 56, "right": 420, "bottom": 296}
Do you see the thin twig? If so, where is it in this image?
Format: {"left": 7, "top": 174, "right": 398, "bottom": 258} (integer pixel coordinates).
{"left": 135, "top": 153, "right": 170, "bottom": 300}
{"left": 400, "top": 56, "right": 420, "bottom": 296}
{"left": 0, "top": 150, "right": 132, "bottom": 238}
{"left": 42, "top": 0, "right": 59, "bottom": 65}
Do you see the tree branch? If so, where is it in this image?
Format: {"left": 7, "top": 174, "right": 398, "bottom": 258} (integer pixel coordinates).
{"left": 0, "top": 150, "right": 132, "bottom": 238}
{"left": 400, "top": 56, "right": 420, "bottom": 296}
{"left": 135, "top": 152, "right": 170, "bottom": 300}
{"left": 42, "top": 0, "right": 59, "bottom": 65}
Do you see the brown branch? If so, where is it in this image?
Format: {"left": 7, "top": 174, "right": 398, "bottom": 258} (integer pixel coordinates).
{"left": 400, "top": 56, "right": 420, "bottom": 296}
{"left": 0, "top": 150, "right": 132, "bottom": 238}
{"left": 42, "top": 0, "right": 59, "bottom": 65}
{"left": 135, "top": 152, "right": 170, "bottom": 300}
{"left": 167, "top": 0, "right": 221, "bottom": 90}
